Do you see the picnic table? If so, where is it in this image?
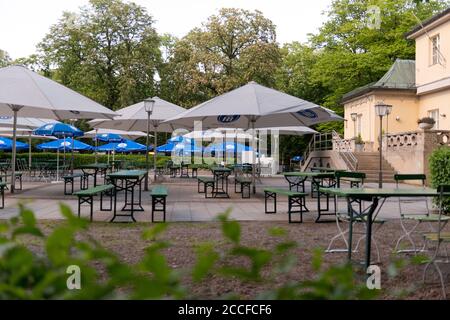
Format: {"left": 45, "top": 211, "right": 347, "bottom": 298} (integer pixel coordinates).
{"left": 283, "top": 172, "right": 337, "bottom": 221}
{"left": 80, "top": 163, "right": 111, "bottom": 187}
{"left": 319, "top": 187, "right": 450, "bottom": 269}
{"left": 211, "top": 167, "right": 232, "bottom": 198}
{"left": 107, "top": 170, "right": 147, "bottom": 222}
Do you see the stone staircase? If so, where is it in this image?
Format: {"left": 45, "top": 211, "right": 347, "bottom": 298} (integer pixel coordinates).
{"left": 354, "top": 152, "right": 396, "bottom": 183}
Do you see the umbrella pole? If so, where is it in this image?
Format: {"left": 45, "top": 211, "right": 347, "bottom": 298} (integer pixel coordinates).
{"left": 95, "top": 128, "right": 98, "bottom": 164}
{"left": 153, "top": 125, "right": 158, "bottom": 182}
{"left": 71, "top": 136, "right": 74, "bottom": 175}
{"left": 10, "top": 108, "right": 19, "bottom": 193}
{"left": 28, "top": 132, "right": 32, "bottom": 176}
{"left": 56, "top": 148, "right": 60, "bottom": 182}
{"left": 251, "top": 119, "right": 256, "bottom": 194}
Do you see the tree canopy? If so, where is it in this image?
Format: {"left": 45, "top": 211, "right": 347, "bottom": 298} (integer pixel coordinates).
{"left": 159, "top": 8, "right": 281, "bottom": 107}
{"left": 37, "top": 0, "right": 161, "bottom": 109}
{"left": 0, "top": 49, "right": 11, "bottom": 67}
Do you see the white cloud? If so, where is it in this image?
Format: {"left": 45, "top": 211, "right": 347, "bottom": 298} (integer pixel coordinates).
{"left": 0, "top": 0, "right": 332, "bottom": 59}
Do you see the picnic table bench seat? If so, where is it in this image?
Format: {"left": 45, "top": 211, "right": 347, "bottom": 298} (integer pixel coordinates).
{"left": 197, "top": 176, "right": 215, "bottom": 198}
{"left": 151, "top": 186, "right": 168, "bottom": 222}
{"left": 234, "top": 176, "right": 252, "bottom": 198}
{"left": 74, "top": 184, "right": 115, "bottom": 221}
{"left": 63, "top": 172, "right": 87, "bottom": 195}
{"left": 263, "top": 188, "right": 307, "bottom": 223}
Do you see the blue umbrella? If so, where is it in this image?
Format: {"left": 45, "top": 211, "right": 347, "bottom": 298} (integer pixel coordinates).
{"left": 0, "top": 137, "right": 29, "bottom": 151}
{"left": 33, "top": 122, "right": 84, "bottom": 137}
{"left": 37, "top": 138, "right": 93, "bottom": 151}
{"left": 97, "top": 139, "right": 149, "bottom": 153}
{"left": 33, "top": 122, "right": 84, "bottom": 176}
{"left": 94, "top": 133, "right": 123, "bottom": 142}
{"left": 37, "top": 138, "right": 92, "bottom": 180}
{"left": 204, "top": 142, "right": 251, "bottom": 153}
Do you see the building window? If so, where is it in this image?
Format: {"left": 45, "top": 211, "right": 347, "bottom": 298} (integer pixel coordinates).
{"left": 357, "top": 114, "right": 362, "bottom": 135}
{"left": 431, "top": 35, "right": 440, "bottom": 65}
{"left": 428, "top": 109, "right": 439, "bottom": 129}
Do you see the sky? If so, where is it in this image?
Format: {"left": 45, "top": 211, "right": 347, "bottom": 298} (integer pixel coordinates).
{"left": 0, "top": 0, "right": 333, "bottom": 60}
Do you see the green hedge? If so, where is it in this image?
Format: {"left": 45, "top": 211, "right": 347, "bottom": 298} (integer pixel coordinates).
{"left": 0, "top": 152, "right": 171, "bottom": 168}
{"left": 429, "top": 146, "right": 450, "bottom": 213}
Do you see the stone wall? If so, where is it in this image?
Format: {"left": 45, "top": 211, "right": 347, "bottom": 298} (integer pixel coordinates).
{"left": 383, "top": 130, "right": 450, "bottom": 184}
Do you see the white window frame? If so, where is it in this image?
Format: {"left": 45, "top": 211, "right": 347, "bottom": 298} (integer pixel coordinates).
{"left": 427, "top": 109, "right": 439, "bottom": 129}
{"left": 431, "top": 34, "right": 440, "bottom": 66}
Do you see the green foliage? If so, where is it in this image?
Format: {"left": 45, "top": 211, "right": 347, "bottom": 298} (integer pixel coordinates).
{"left": 0, "top": 205, "right": 380, "bottom": 300}
{"left": 0, "top": 152, "right": 171, "bottom": 168}
{"left": 308, "top": 0, "right": 448, "bottom": 110}
{"left": 429, "top": 146, "right": 450, "bottom": 213}
{"left": 0, "top": 49, "right": 11, "bottom": 67}
{"left": 36, "top": 0, "right": 161, "bottom": 109}
{"left": 160, "top": 8, "right": 281, "bottom": 107}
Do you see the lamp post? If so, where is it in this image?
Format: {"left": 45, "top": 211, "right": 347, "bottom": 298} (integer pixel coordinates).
{"left": 144, "top": 98, "right": 155, "bottom": 191}
{"left": 374, "top": 102, "right": 392, "bottom": 188}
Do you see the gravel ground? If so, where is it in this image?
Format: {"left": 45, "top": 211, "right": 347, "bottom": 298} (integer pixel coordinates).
{"left": 24, "top": 219, "right": 450, "bottom": 300}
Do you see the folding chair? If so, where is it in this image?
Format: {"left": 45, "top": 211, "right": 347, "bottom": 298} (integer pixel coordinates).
{"left": 394, "top": 174, "right": 450, "bottom": 254}
{"left": 326, "top": 171, "right": 385, "bottom": 263}
{"left": 422, "top": 185, "right": 450, "bottom": 299}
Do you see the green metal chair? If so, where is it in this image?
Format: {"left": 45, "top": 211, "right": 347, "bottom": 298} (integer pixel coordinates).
{"left": 394, "top": 174, "right": 450, "bottom": 254}
{"left": 422, "top": 185, "right": 450, "bottom": 299}
{"left": 326, "top": 171, "right": 385, "bottom": 263}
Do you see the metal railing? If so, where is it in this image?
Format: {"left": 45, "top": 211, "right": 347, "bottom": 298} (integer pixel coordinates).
{"left": 332, "top": 131, "right": 358, "bottom": 171}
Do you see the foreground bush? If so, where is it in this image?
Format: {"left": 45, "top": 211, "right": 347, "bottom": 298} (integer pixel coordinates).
{"left": 429, "top": 146, "right": 450, "bottom": 213}
{"left": 0, "top": 204, "right": 377, "bottom": 299}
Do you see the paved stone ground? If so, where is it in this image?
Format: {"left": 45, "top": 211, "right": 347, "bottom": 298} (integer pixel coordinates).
{"left": 0, "top": 174, "right": 433, "bottom": 223}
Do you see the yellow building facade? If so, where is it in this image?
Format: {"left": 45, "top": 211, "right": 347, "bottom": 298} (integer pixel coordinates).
{"left": 343, "top": 8, "right": 450, "bottom": 150}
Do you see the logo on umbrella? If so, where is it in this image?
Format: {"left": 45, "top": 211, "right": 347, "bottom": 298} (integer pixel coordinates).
{"left": 117, "top": 143, "right": 127, "bottom": 148}
{"left": 101, "top": 134, "right": 108, "bottom": 137}
{"left": 61, "top": 141, "right": 71, "bottom": 147}
{"left": 297, "top": 110, "right": 318, "bottom": 119}
{"left": 44, "top": 124, "right": 54, "bottom": 130}
{"left": 0, "top": 140, "right": 5, "bottom": 145}
{"left": 217, "top": 115, "right": 240, "bottom": 123}
{"left": 226, "top": 144, "right": 234, "bottom": 150}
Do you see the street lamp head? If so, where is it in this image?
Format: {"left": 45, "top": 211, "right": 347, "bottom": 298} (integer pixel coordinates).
{"left": 350, "top": 112, "right": 358, "bottom": 121}
{"left": 374, "top": 101, "right": 392, "bottom": 117}
{"left": 144, "top": 98, "right": 155, "bottom": 113}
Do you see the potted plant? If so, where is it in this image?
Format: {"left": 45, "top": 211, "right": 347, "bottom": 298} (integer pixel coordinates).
{"left": 417, "top": 117, "right": 435, "bottom": 130}
{"left": 354, "top": 134, "right": 364, "bottom": 152}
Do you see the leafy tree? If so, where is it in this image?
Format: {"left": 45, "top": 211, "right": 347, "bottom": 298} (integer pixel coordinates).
{"left": 37, "top": 0, "right": 161, "bottom": 109}
{"left": 160, "top": 8, "right": 282, "bottom": 107}
{"left": 0, "top": 49, "right": 11, "bottom": 67}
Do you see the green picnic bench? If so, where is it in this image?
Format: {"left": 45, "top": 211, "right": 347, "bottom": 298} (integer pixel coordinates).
{"left": 335, "top": 171, "right": 365, "bottom": 188}
{"left": 63, "top": 172, "right": 87, "bottom": 195}
{"left": 197, "top": 176, "right": 215, "bottom": 198}
{"left": 0, "top": 182, "right": 6, "bottom": 209}
{"left": 74, "top": 184, "right": 115, "bottom": 221}
{"left": 151, "top": 186, "right": 168, "bottom": 222}
{"left": 234, "top": 176, "right": 252, "bottom": 198}
{"left": 264, "top": 188, "right": 307, "bottom": 223}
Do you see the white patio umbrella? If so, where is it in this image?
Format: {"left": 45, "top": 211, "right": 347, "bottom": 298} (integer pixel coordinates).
{"left": 0, "top": 65, "right": 116, "bottom": 192}
{"left": 89, "top": 96, "right": 186, "bottom": 187}
{"left": 164, "top": 81, "right": 342, "bottom": 193}
{"left": 0, "top": 117, "right": 55, "bottom": 130}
